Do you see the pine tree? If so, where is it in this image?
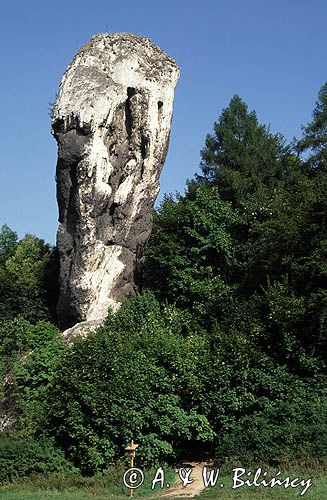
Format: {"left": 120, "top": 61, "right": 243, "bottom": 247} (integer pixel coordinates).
{"left": 297, "top": 81, "right": 327, "bottom": 173}
{"left": 199, "top": 95, "right": 291, "bottom": 206}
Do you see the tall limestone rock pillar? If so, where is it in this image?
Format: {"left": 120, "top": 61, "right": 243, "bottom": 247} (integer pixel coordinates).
{"left": 52, "top": 33, "right": 179, "bottom": 330}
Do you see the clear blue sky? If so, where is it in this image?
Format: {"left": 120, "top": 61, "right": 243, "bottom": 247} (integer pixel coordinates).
{"left": 0, "top": 0, "right": 326, "bottom": 244}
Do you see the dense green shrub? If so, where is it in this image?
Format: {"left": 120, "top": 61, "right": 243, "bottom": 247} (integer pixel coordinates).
{"left": 215, "top": 379, "right": 327, "bottom": 467}
{"left": 0, "top": 319, "right": 62, "bottom": 359}
{"left": 13, "top": 322, "right": 65, "bottom": 435}
{"left": 0, "top": 320, "right": 65, "bottom": 435}
{"left": 190, "top": 322, "right": 326, "bottom": 464}
{"left": 38, "top": 293, "right": 214, "bottom": 474}
{"left": 0, "top": 435, "right": 75, "bottom": 484}
{"left": 0, "top": 319, "right": 63, "bottom": 380}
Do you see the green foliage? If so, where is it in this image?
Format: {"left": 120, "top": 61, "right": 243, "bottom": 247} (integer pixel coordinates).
{"left": 0, "top": 435, "right": 75, "bottom": 484}
{"left": 199, "top": 94, "right": 291, "bottom": 205}
{"left": 143, "top": 185, "right": 237, "bottom": 324}
{"left": 0, "top": 228, "right": 58, "bottom": 323}
{"left": 13, "top": 322, "right": 65, "bottom": 435}
{"left": 0, "top": 225, "right": 18, "bottom": 263}
{"left": 0, "top": 318, "right": 32, "bottom": 368}
{"left": 15, "top": 295, "right": 327, "bottom": 472}
{"left": 215, "top": 378, "right": 327, "bottom": 467}
{"left": 0, "top": 319, "right": 64, "bottom": 433}
{"left": 0, "top": 319, "right": 62, "bottom": 367}
{"left": 297, "top": 80, "right": 327, "bottom": 172}
{"left": 144, "top": 87, "right": 327, "bottom": 368}
{"left": 34, "top": 293, "right": 214, "bottom": 474}
{"left": 240, "top": 170, "right": 327, "bottom": 366}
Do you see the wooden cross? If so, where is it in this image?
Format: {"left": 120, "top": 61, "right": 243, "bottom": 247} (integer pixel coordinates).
{"left": 125, "top": 440, "right": 139, "bottom": 497}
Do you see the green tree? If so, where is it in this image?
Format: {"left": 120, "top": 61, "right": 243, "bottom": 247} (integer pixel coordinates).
{"left": 0, "top": 230, "right": 57, "bottom": 323}
{"left": 0, "top": 224, "right": 17, "bottom": 263}
{"left": 143, "top": 185, "right": 237, "bottom": 324}
{"left": 199, "top": 95, "right": 291, "bottom": 206}
{"left": 297, "top": 81, "right": 327, "bottom": 173}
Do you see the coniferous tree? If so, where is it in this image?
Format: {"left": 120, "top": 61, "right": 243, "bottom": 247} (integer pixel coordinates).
{"left": 199, "top": 95, "right": 291, "bottom": 206}
{"left": 297, "top": 81, "right": 327, "bottom": 173}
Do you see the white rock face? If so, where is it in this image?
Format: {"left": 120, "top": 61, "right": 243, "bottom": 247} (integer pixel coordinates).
{"left": 52, "top": 33, "right": 179, "bottom": 329}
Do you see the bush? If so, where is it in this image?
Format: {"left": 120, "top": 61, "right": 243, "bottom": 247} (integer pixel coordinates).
{"left": 0, "top": 320, "right": 65, "bottom": 436}
{"left": 0, "top": 319, "right": 62, "bottom": 368}
{"left": 0, "top": 435, "right": 75, "bottom": 484}
{"left": 214, "top": 379, "right": 327, "bottom": 468}
{"left": 38, "top": 293, "right": 214, "bottom": 474}
{"left": 205, "top": 325, "right": 327, "bottom": 467}
{"left": 14, "top": 322, "right": 65, "bottom": 435}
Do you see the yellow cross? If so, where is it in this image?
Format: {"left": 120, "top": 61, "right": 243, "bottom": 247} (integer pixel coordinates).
{"left": 125, "top": 440, "right": 139, "bottom": 497}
